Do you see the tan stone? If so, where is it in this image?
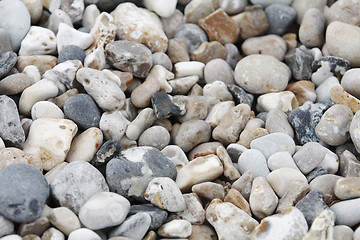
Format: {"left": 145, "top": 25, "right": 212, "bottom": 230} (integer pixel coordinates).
{"left": 18, "top": 217, "right": 50, "bottom": 237}
{"left": 331, "top": 84, "right": 360, "bottom": 113}
{"left": 48, "top": 89, "right": 79, "bottom": 110}
{"left": 334, "top": 177, "right": 360, "bottom": 200}
{"left": 143, "top": 231, "right": 156, "bottom": 240}
{"left": 250, "top": 177, "right": 278, "bottom": 219}
{"left": 276, "top": 181, "right": 310, "bottom": 213}
{"left": 188, "top": 225, "right": 218, "bottom": 240}
{"left": 286, "top": 80, "right": 316, "bottom": 106}
{"left": 232, "top": 170, "right": 253, "bottom": 201}
{"left": 110, "top": 70, "right": 133, "bottom": 92}
{"left": 190, "top": 41, "right": 226, "bottom": 64}
{"left": 237, "top": 128, "right": 269, "bottom": 149}
{"left": 167, "top": 38, "right": 190, "bottom": 64}
{"left": 199, "top": 9, "right": 239, "bottom": 45}
{"left": 192, "top": 182, "right": 225, "bottom": 201}
{"left": 0, "top": 147, "right": 42, "bottom": 171}
{"left": 282, "top": 33, "right": 297, "bottom": 50}
{"left": 177, "top": 193, "right": 205, "bottom": 224}
{"left": 0, "top": 73, "right": 33, "bottom": 95}
{"left": 184, "top": 0, "right": 215, "bottom": 24}
{"left": 17, "top": 55, "right": 58, "bottom": 75}
{"left": 216, "top": 145, "right": 240, "bottom": 180}
{"left": 224, "top": 188, "right": 251, "bottom": 216}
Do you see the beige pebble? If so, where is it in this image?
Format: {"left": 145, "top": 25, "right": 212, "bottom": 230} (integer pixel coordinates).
{"left": 0, "top": 73, "right": 33, "bottom": 95}
{"left": 0, "top": 147, "right": 42, "bottom": 171}
{"left": 256, "top": 91, "right": 299, "bottom": 113}
{"left": 238, "top": 128, "right": 269, "bottom": 149}
{"left": 331, "top": 84, "right": 360, "bottom": 113}
{"left": 188, "top": 225, "right": 218, "bottom": 240}
{"left": 184, "top": 0, "right": 214, "bottom": 24}
{"left": 292, "top": 0, "right": 327, "bottom": 24}
{"left": 18, "top": 216, "right": 50, "bottom": 237}
{"left": 188, "top": 142, "right": 223, "bottom": 161}
{"left": 16, "top": 55, "right": 58, "bottom": 75}
{"left": 286, "top": 80, "right": 316, "bottom": 106}
{"left": 176, "top": 193, "right": 205, "bottom": 225}
{"left": 167, "top": 38, "right": 190, "bottom": 64}
{"left": 176, "top": 96, "right": 207, "bottom": 123}
{"left": 275, "top": 181, "right": 310, "bottom": 213}
{"left": 48, "top": 207, "right": 81, "bottom": 236}
{"left": 325, "top": 0, "right": 360, "bottom": 26}
{"left": 338, "top": 150, "right": 360, "bottom": 178}
{"left": 334, "top": 177, "right": 360, "bottom": 200}
{"left": 250, "top": 177, "right": 278, "bottom": 219}
{"left": 310, "top": 174, "right": 344, "bottom": 204}
{"left": 190, "top": 41, "right": 226, "bottom": 64}
{"left": 299, "top": 8, "right": 325, "bottom": 48}
{"left": 224, "top": 188, "right": 251, "bottom": 216}
{"left": 192, "top": 182, "right": 225, "bottom": 201}
{"left": 265, "top": 108, "right": 294, "bottom": 138}
{"left": 216, "top": 145, "right": 240, "bottom": 180}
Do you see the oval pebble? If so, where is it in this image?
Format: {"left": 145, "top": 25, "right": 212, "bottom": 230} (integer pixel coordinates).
{"left": 138, "top": 126, "right": 170, "bottom": 150}
{"left": 31, "top": 101, "right": 64, "bottom": 120}
{"left": 237, "top": 149, "right": 270, "bottom": 178}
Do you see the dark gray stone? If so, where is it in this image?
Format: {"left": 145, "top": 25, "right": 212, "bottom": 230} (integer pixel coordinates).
{"left": 284, "top": 48, "right": 314, "bottom": 80}
{"left": 0, "top": 51, "right": 17, "bottom": 79}
{"left": 0, "top": 163, "right": 49, "bottom": 223}
{"left": 91, "top": 140, "right": 122, "bottom": 167}
{"left": 106, "top": 147, "right": 177, "bottom": 202}
{"left": 227, "top": 84, "right": 254, "bottom": 106}
{"left": 108, "top": 212, "right": 151, "bottom": 239}
{"left": 225, "top": 43, "right": 241, "bottom": 70}
{"left": 312, "top": 56, "right": 351, "bottom": 79}
{"left": 0, "top": 95, "right": 25, "bottom": 148}
{"left": 295, "top": 190, "right": 328, "bottom": 227}
{"left": 63, "top": 93, "right": 101, "bottom": 130}
{"left": 288, "top": 101, "right": 330, "bottom": 145}
{"left": 129, "top": 204, "right": 168, "bottom": 230}
{"left": 306, "top": 167, "right": 328, "bottom": 183}
{"left": 58, "top": 45, "right": 86, "bottom": 64}
{"left": 173, "top": 23, "right": 208, "bottom": 52}
{"left": 339, "top": 150, "right": 360, "bottom": 178}
{"left": 105, "top": 40, "right": 153, "bottom": 78}
{"left": 151, "top": 91, "right": 186, "bottom": 119}
{"left": 265, "top": 4, "right": 296, "bottom": 35}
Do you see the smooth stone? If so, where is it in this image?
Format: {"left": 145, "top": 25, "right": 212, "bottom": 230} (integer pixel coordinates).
{"left": 227, "top": 84, "right": 254, "bottom": 107}
{"left": 161, "top": 145, "right": 189, "bottom": 171}
{"left": 177, "top": 193, "right": 205, "bottom": 224}
{"left": 174, "top": 120, "right": 211, "bottom": 152}
{"left": 56, "top": 23, "right": 93, "bottom": 53}
{"left": 234, "top": 54, "right": 291, "bottom": 94}
{"left": 292, "top": 0, "right": 327, "bottom": 24}
{"left": 206, "top": 101, "right": 235, "bottom": 128}
{"left": 0, "top": 29, "right": 12, "bottom": 53}
{"left": 190, "top": 41, "right": 226, "bottom": 64}
{"left": 0, "top": 52, "right": 17, "bottom": 79}
{"left": 0, "top": 0, "right": 30, "bottom": 51}
{"left": 0, "top": 215, "right": 14, "bottom": 237}
{"left": 16, "top": 55, "right": 58, "bottom": 75}
{"left": 169, "top": 75, "right": 199, "bottom": 95}
{"left": 225, "top": 43, "right": 241, "bottom": 69}
{"left": 331, "top": 84, "right": 360, "bottom": 113}
{"left": 203, "top": 81, "right": 233, "bottom": 111}
{"left": 206, "top": 199, "right": 259, "bottom": 240}
{"left": 0, "top": 164, "right": 49, "bottom": 223}
{"left": 316, "top": 76, "right": 339, "bottom": 104}
{"left": 151, "top": 52, "right": 172, "bottom": 72}
{"left": 326, "top": 21, "right": 360, "bottom": 67}
{"left": 23, "top": 118, "right": 77, "bottom": 171}
{"left": 232, "top": 170, "right": 253, "bottom": 201}
{"left": 58, "top": 45, "right": 86, "bottom": 64}
{"left": 334, "top": 225, "right": 354, "bottom": 240}
{"left": 350, "top": 110, "right": 360, "bottom": 153}
{"left": 105, "top": 40, "right": 152, "bottom": 78}
{"left": 188, "top": 142, "right": 223, "bottom": 161}
{"left": 265, "top": 3, "right": 296, "bottom": 36}
{"left": 330, "top": 198, "right": 360, "bottom": 227}
{"left": 161, "top": 9, "right": 184, "bottom": 39}
{"left": 204, "top": 59, "right": 234, "bottom": 85}
{"left": 184, "top": 0, "right": 214, "bottom": 24}
{"left": 174, "top": 96, "right": 206, "bottom": 123}
{"left": 19, "top": 26, "right": 57, "bottom": 56}
{"left": 250, "top": 0, "right": 293, "bottom": 7}
{"left": 192, "top": 182, "right": 225, "bottom": 201}
{"left": 219, "top": 0, "right": 248, "bottom": 15}
{"left": 337, "top": 148, "right": 360, "bottom": 175}
{"left": 111, "top": 2, "right": 168, "bottom": 53}
{"left": 212, "top": 103, "right": 252, "bottom": 145}
{"left": 250, "top": 177, "right": 278, "bottom": 219}
{"left": 267, "top": 151, "right": 299, "bottom": 171}
{"left": 22, "top": 65, "right": 40, "bottom": 84}
{"left": 238, "top": 149, "right": 270, "bottom": 178}
{"left": 99, "top": 110, "right": 129, "bottom": 141}
{"left": 63, "top": 94, "right": 100, "bottom": 129}
{"left": 90, "top": 140, "right": 121, "bottom": 167}
{"left": 252, "top": 207, "right": 308, "bottom": 239}
{"left": 106, "top": 147, "right": 176, "bottom": 202}
{"left": 108, "top": 212, "right": 151, "bottom": 240}
{"left": 334, "top": 177, "right": 360, "bottom": 200}
{"left": 224, "top": 188, "right": 251, "bottom": 215}
{"left": 176, "top": 154, "right": 223, "bottom": 192}
{"left": 138, "top": 126, "right": 170, "bottom": 150}
{"left": 19, "top": 214, "right": 50, "bottom": 236}
{"left": 41, "top": 228, "right": 65, "bottom": 240}
{"left": 284, "top": 47, "right": 314, "bottom": 81}
{"left": 174, "top": 61, "right": 204, "bottom": 79}
{"left": 256, "top": 91, "right": 298, "bottom": 113}
{"left": 31, "top": 101, "right": 64, "bottom": 120}
{"left": 143, "top": 0, "right": 176, "bottom": 18}
{"left": 288, "top": 101, "right": 329, "bottom": 145}
{"left": 342, "top": 68, "right": 360, "bottom": 99}
{"left": 299, "top": 8, "right": 325, "bottom": 48}
{"left": 242, "top": 34, "right": 287, "bottom": 61}
{"left": 275, "top": 181, "right": 310, "bottom": 214}
{"left": 238, "top": 128, "right": 269, "bottom": 149}
{"left": 216, "top": 145, "right": 241, "bottom": 180}
{"left": 167, "top": 38, "right": 190, "bottom": 64}
{"left": 129, "top": 204, "right": 168, "bottom": 231}
{"left": 302, "top": 209, "right": 335, "bottom": 240}
{"left": 173, "top": 24, "right": 208, "bottom": 53}
{"left": 0, "top": 95, "right": 25, "bottom": 148}
{"left": 310, "top": 174, "right": 343, "bottom": 204}
{"left": 325, "top": 0, "right": 360, "bottom": 26}
{"left": 0, "top": 235, "right": 23, "bottom": 240}
{"left": 48, "top": 207, "right": 81, "bottom": 236}
{"left": 188, "top": 225, "right": 217, "bottom": 240}
{"left": 67, "top": 228, "right": 101, "bottom": 240}
{"left": 49, "top": 0, "right": 84, "bottom": 23}
{"left": 46, "top": 9, "right": 73, "bottom": 34}
{"left": 50, "top": 161, "right": 109, "bottom": 214}
{"left": 125, "top": 108, "right": 156, "bottom": 141}
{"left": 158, "top": 220, "right": 192, "bottom": 238}
{"left": 286, "top": 80, "right": 317, "bottom": 106}
{"left": 151, "top": 91, "right": 186, "bottom": 119}
{"left": 306, "top": 167, "right": 328, "bottom": 183}
{"left": 265, "top": 108, "right": 294, "bottom": 138}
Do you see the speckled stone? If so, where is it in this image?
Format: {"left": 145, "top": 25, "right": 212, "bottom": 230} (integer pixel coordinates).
{"left": 190, "top": 41, "right": 226, "bottom": 64}
{"left": 151, "top": 91, "right": 186, "bottom": 119}
{"left": 312, "top": 56, "right": 350, "bottom": 79}
{"left": 0, "top": 52, "right": 17, "bottom": 79}
{"left": 285, "top": 47, "right": 314, "bottom": 81}
{"left": 177, "top": 193, "right": 205, "bottom": 224}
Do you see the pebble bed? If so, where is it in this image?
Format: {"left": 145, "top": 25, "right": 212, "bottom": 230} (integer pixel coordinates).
{"left": 1, "top": 0, "right": 360, "bottom": 239}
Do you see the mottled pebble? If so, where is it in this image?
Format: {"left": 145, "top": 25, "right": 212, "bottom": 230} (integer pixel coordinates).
{"left": 285, "top": 47, "right": 314, "bottom": 81}
{"left": 286, "top": 80, "right": 317, "bottom": 106}
{"left": 177, "top": 193, "right": 205, "bottom": 224}
{"left": 0, "top": 52, "right": 18, "bottom": 79}
{"left": 190, "top": 41, "right": 226, "bottom": 64}
{"left": 310, "top": 174, "right": 343, "bottom": 204}
{"left": 151, "top": 91, "right": 186, "bottom": 119}
{"left": 192, "top": 182, "right": 225, "bottom": 201}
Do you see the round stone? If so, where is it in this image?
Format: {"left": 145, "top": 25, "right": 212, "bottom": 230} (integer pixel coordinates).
{"left": 234, "top": 54, "right": 291, "bottom": 94}
{"left": 265, "top": 3, "right": 296, "bottom": 36}
{"left": 31, "top": 101, "right": 64, "bottom": 120}
{"left": 129, "top": 204, "right": 168, "bottom": 231}
{"left": 204, "top": 58, "right": 234, "bottom": 85}
{"left": 0, "top": 163, "right": 49, "bottom": 223}
{"left": 138, "top": 126, "right": 170, "bottom": 150}
{"left": 67, "top": 228, "right": 101, "bottom": 240}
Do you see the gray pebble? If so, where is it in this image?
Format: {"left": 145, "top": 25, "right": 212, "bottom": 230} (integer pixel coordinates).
{"left": 151, "top": 91, "right": 186, "bottom": 119}
{"left": 293, "top": 142, "right": 329, "bottom": 174}
{"left": 284, "top": 48, "right": 314, "bottom": 81}
{"left": 152, "top": 52, "right": 172, "bottom": 72}
{"left": 0, "top": 163, "right": 49, "bottom": 223}
{"left": 138, "top": 126, "right": 170, "bottom": 150}
{"left": 204, "top": 59, "right": 234, "bottom": 85}
{"left": 0, "top": 52, "right": 17, "bottom": 79}
{"left": 174, "top": 120, "right": 211, "bottom": 152}
{"left": 0, "top": 95, "right": 25, "bottom": 148}
{"left": 299, "top": 8, "right": 325, "bottom": 48}
{"left": 251, "top": 0, "right": 293, "bottom": 7}
{"left": 129, "top": 204, "right": 168, "bottom": 231}
{"left": 91, "top": 140, "right": 122, "bottom": 167}
{"left": 227, "top": 84, "right": 254, "bottom": 107}
{"left": 339, "top": 150, "right": 360, "bottom": 178}
{"left": 265, "top": 108, "right": 294, "bottom": 138}
{"left": 58, "top": 45, "right": 86, "bottom": 64}
{"left": 219, "top": 0, "right": 248, "bottom": 15}
{"left": 63, "top": 94, "right": 101, "bottom": 130}
{"left": 225, "top": 43, "right": 241, "bottom": 70}
{"left": 306, "top": 167, "right": 328, "bottom": 183}
{"left": 0, "top": 29, "right": 12, "bottom": 53}
{"left": 265, "top": 3, "right": 296, "bottom": 36}
{"left": 173, "top": 24, "right": 208, "bottom": 52}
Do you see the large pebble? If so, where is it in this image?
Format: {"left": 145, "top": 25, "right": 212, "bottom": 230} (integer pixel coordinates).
{"left": 79, "top": 192, "right": 130, "bottom": 230}
{"left": 250, "top": 177, "right": 278, "bottom": 219}
{"left": 341, "top": 69, "right": 360, "bottom": 99}
{"left": 139, "top": 126, "right": 170, "bottom": 150}
{"left": 0, "top": 215, "right": 14, "bottom": 238}
{"left": 265, "top": 108, "right": 294, "bottom": 138}
{"left": 204, "top": 59, "right": 234, "bottom": 85}
{"left": 256, "top": 91, "right": 298, "bottom": 113}
{"left": 157, "top": 220, "right": 192, "bottom": 238}
{"left": 265, "top": 3, "right": 296, "bottom": 36}
{"left": 234, "top": 54, "right": 291, "bottom": 94}
{"left": 238, "top": 149, "right": 270, "bottom": 178}
{"left": 177, "top": 193, "right": 206, "bottom": 224}
{"left": 111, "top": 3, "right": 168, "bottom": 52}
{"left": 0, "top": 96, "right": 25, "bottom": 148}
{"left": 206, "top": 199, "right": 259, "bottom": 240}
{"left": 325, "top": 0, "right": 360, "bottom": 26}
{"left": 291, "top": 0, "right": 327, "bottom": 24}
{"left": 334, "top": 177, "right": 360, "bottom": 200}
{"left": 310, "top": 174, "right": 343, "bottom": 204}
{"left": 19, "top": 26, "right": 57, "bottom": 56}
{"left": 16, "top": 55, "right": 58, "bottom": 75}
{"left": 0, "top": 164, "right": 49, "bottom": 223}
{"left": 334, "top": 225, "right": 354, "bottom": 240}
{"left": 299, "top": 8, "right": 325, "bottom": 48}
{"left": 267, "top": 151, "right": 299, "bottom": 171}
{"left": 174, "top": 120, "right": 211, "bottom": 152}
{"left": 31, "top": 101, "right": 64, "bottom": 120}
{"left": 50, "top": 161, "right": 109, "bottom": 214}
{"left": 184, "top": 0, "right": 214, "bottom": 24}
{"left": 23, "top": 118, "right": 77, "bottom": 171}
{"left": 106, "top": 147, "right": 176, "bottom": 201}
{"left": 192, "top": 182, "right": 225, "bottom": 201}
{"left": 330, "top": 198, "right": 360, "bottom": 227}
{"left": 293, "top": 142, "right": 329, "bottom": 174}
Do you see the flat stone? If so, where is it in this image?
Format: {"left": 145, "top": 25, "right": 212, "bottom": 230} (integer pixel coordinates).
{"left": 192, "top": 182, "right": 225, "bottom": 201}
{"left": 16, "top": 55, "right": 58, "bottom": 75}
{"left": 174, "top": 120, "right": 211, "bottom": 152}
{"left": 250, "top": 177, "right": 278, "bottom": 219}
{"left": 310, "top": 174, "right": 343, "bottom": 204}
{"left": 0, "top": 164, "right": 49, "bottom": 223}
{"left": 50, "top": 161, "right": 109, "bottom": 214}
{"left": 238, "top": 149, "right": 270, "bottom": 178}
{"left": 31, "top": 101, "right": 64, "bottom": 120}
{"left": 330, "top": 198, "right": 360, "bottom": 227}
{"left": 177, "top": 193, "right": 205, "bottom": 224}
{"left": 173, "top": 24, "right": 208, "bottom": 52}
{"left": 48, "top": 207, "right": 81, "bottom": 236}
{"left": 285, "top": 48, "right": 314, "bottom": 81}
{"left": 0, "top": 52, "right": 17, "bottom": 79}
{"left": 157, "top": 220, "right": 192, "bottom": 238}
{"left": 256, "top": 91, "right": 299, "bottom": 113}
{"left": 265, "top": 3, "right": 296, "bottom": 36}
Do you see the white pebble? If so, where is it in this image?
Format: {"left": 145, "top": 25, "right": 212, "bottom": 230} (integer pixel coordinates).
{"left": 67, "top": 228, "right": 101, "bottom": 240}
{"left": 174, "top": 61, "right": 205, "bottom": 79}
{"left": 57, "top": 23, "right": 93, "bottom": 52}
{"left": 19, "top": 26, "right": 57, "bottom": 56}
{"left": 158, "top": 220, "right": 192, "bottom": 238}
{"left": 31, "top": 101, "right": 64, "bottom": 120}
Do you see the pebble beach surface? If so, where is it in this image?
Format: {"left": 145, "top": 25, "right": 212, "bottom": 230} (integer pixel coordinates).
{"left": 1, "top": 0, "right": 360, "bottom": 239}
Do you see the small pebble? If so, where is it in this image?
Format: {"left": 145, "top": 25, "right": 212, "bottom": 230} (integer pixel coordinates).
{"left": 161, "top": 145, "right": 189, "bottom": 171}
{"left": 56, "top": 23, "right": 93, "bottom": 53}
{"left": 0, "top": 215, "right": 14, "bottom": 238}
{"left": 334, "top": 177, "right": 360, "bottom": 200}
{"left": 267, "top": 151, "right": 299, "bottom": 171}
{"left": 157, "top": 219, "right": 192, "bottom": 238}
{"left": 167, "top": 38, "right": 190, "bottom": 64}
{"left": 292, "top": 0, "right": 327, "bottom": 24}
{"left": 174, "top": 120, "right": 211, "bottom": 152}
{"left": 19, "top": 26, "right": 57, "bottom": 56}
{"left": 31, "top": 101, "right": 64, "bottom": 120}
{"left": 299, "top": 8, "right": 325, "bottom": 48}
{"left": 177, "top": 193, "right": 205, "bottom": 224}
{"left": 139, "top": 126, "right": 170, "bottom": 150}
{"left": 265, "top": 3, "right": 296, "bottom": 36}
{"left": 204, "top": 59, "right": 235, "bottom": 85}
{"left": 190, "top": 41, "right": 226, "bottom": 64}
{"left": 192, "top": 182, "right": 225, "bottom": 201}
{"left": 285, "top": 47, "right": 314, "bottom": 81}
{"left": 129, "top": 204, "right": 168, "bottom": 231}
{"left": 250, "top": 177, "right": 278, "bottom": 219}
{"left": 286, "top": 80, "right": 317, "bottom": 106}
{"left": 151, "top": 91, "right": 186, "bottom": 119}
{"left": 58, "top": 45, "right": 86, "bottom": 64}
{"left": 188, "top": 225, "right": 217, "bottom": 240}
{"left": 265, "top": 108, "right": 294, "bottom": 138}
{"left": 256, "top": 91, "right": 299, "bottom": 113}
{"left": 310, "top": 174, "right": 343, "bottom": 204}
{"left": 41, "top": 228, "right": 65, "bottom": 240}
{"left": 48, "top": 207, "right": 81, "bottom": 236}
{"left": 173, "top": 24, "right": 208, "bottom": 52}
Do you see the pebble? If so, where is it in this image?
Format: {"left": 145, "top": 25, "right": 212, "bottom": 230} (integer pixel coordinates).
{"left": 206, "top": 199, "right": 259, "bottom": 240}
{"left": 46, "top": 9, "right": 73, "bottom": 34}
{"left": 0, "top": 0, "right": 31, "bottom": 51}
{"left": 31, "top": 101, "right": 64, "bottom": 120}
{"left": 216, "top": 145, "right": 240, "bottom": 180}
{"left": 174, "top": 61, "right": 205, "bottom": 79}
{"left": 99, "top": 110, "right": 129, "bottom": 141}
{"left": 176, "top": 154, "right": 223, "bottom": 192}
{"left": 265, "top": 4, "right": 296, "bottom": 36}
{"left": 225, "top": 43, "right": 241, "bottom": 70}
{"left": 188, "top": 225, "right": 217, "bottom": 240}
{"left": 267, "top": 151, "right": 299, "bottom": 171}
{"left": 330, "top": 198, "right": 360, "bottom": 227}
{"left": 151, "top": 91, "right": 186, "bottom": 119}
{"left": 218, "top": 0, "right": 247, "bottom": 15}
{"left": 341, "top": 69, "right": 360, "bottom": 99}
{"left": 299, "top": 8, "right": 325, "bottom": 48}
{"left": 310, "top": 174, "right": 343, "bottom": 204}
{"left": 326, "top": 21, "right": 360, "bottom": 67}
{"left": 284, "top": 47, "right": 314, "bottom": 81}
{"left": 82, "top": 4, "right": 99, "bottom": 29}
{"left": 190, "top": 41, "right": 226, "bottom": 64}
{"left": 111, "top": 2, "right": 168, "bottom": 53}
{"left": 138, "top": 126, "right": 170, "bottom": 150}
{"left": 0, "top": 163, "right": 49, "bottom": 222}
{"left": 0, "top": 215, "right": 14, "bottom": 238}
{"left": 167, "top": 38, "right": 190, "bottom": 64}
{"left": 205, "top": 101, "right": 234, "bottom": 128}
{"left": 275, "top": 180, "right": 309, "bottom": 213}
{"left": 157, "top": 219, "right": 192, "bottom": 238}
{"left": 334, "top": 177, "right": 360, "bottom": 200}
{"left": 212, "top": 103, "right": 252, "bottom": 145}
{"left": 0, "top": 52, "right": 17, "bottom": 79}
{"left": 331, "top": 84, "right": 360, "bottom": 113}
{"left": 58, "top": 45, "right": 86, "bottom": 64}
{"left": 234, "top": 54, "right": 291, "bottom": 94}
{"left": 0, "top": 29, "right": 12, "bottom": 53}
{"left": 23, "top": 118, "right": 77, "bottom": 171}
{"left": 286, "top": 80, "right": 317, "bottom": 106}
{"left": 67, "top": 228, "right": 101, "bottom": 240}
{"left": 152, "top": 52, "right": 172, "bottom": 72}
{"left": 203, "top": 81, "right": 233, "bottom": 110}
{"left": 306, "top": 167, "right": 328, "bottom": 183}
{"left": 204, "top": 59, "right": 235, "bottom": 85}
{"left": 161, "top": 145, "right": 188, "bottom": 171}
{"left": 108, "top": 212, "right": 151, "bottom": 240}
{"left": 105, "top": 40, "right": 152, "bottom": 78}
{"left": 129, "top": 204, "right": 168, "bottom": 231}
{"left": 0, "top": 235, "right": 23, "bottom": 240}
{"left": 325, "top": 0, "right": 360, "bottom": 26}
{"left": 41, "top": 228, "right": 65, "bottom": 240}
{"left": 177, "top": 193, "right": 205, "bottom": 224}
{"left": 169, "top": 76, "right": 199, "bottom": 95}
{"left": 161, "top": 9, "right": 184, "bottom": 39}
{"left": 126, "top": 108, "right": 156, "bottom": 141}
{"left": 49, "top": 0, "right": 84, "bottom": 24}
{"left": 0, "top": 95, "right": 25, "bottom": 148}
{"left": 50, "top": 161, "right": 109, "bottom": 214}
{"left": 48, "top": 207, "right": 81, "bottom": 236}
{"left": 19, "top": 26, "right": 57, "bottom": 56}
{"left": 256, "top": 91, "right": 298, "bottom": 113}
{"left": 227, "top": 84, "right": 254, "bottom": 106}
{"left": 316, "top": 76, "right": 339, "bottom": 104}
{"left": 106, "top": 147, "right": 176, "bottom": 201}
{"left": 173, "top": 24, "right": 208, "bottom": 52}
{"left": 334, "top": 225, "right": 354, "bottom": 240}
{"left": 174, "top": 120, "right": 211, "bottom": 152}
{"left": 312, "top": 56, "right": 350, "bottom": 80}
{"left": 224, "top": 188, "right": 251, "bottom": 215}
{"left": 56, "top": 23, "right": 93, "bottom": 53}
{"left": 18, "top": 215, "right": 50, "bottom": 236}
{"left": 238, "top": 149, "right": 270, "bottom": 178}
{"left": 184, "top": 0, "right": 214, "bottom": 24}
{"left": 143, "top": 0, "right": 176, "bottom": 18}
{"left": 291, "top": 0, "right": 327, "bottom": 24}
{"left": 16, "top": 55, "right": 58, "bottom": 75}
{"left": 250, "top": 177, "right": 278, "bottom": 219}
{"left": 188, "top": 141, "right": 223, "bottom": 160}
{"left": 265, "top": 108, "right": 294, "bottom": 138}
{"left": 90, "top": 140, "right": 121, "bottom": 167}
{"left": 192, "top": 182, "right": 225, "bottom": 201}
{"left": 302, "top": 209, "right": 336, "bottom": 240}
{"left": 338, "top": 150, "right": 360, "bottom": 177}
